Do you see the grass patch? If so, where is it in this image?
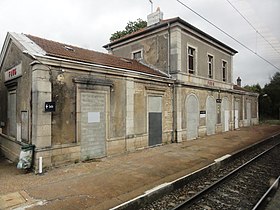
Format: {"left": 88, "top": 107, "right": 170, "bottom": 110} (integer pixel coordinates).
{"left": 260, "top": 120, "right": 280, "bottom": 125}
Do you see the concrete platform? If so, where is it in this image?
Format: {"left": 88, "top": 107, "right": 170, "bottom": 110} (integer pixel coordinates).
{"left": 1, "top": 124, "right": 280, "bottom": 210}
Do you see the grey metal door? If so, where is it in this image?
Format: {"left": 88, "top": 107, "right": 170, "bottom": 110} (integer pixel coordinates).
{"left": 80, "top": 92, "right": 106, "bottom": 160}
{"left": 186, "top": 95, "right": 199, "bottom": 140}
{"left": 148, "top": 96, "right": 162, "bottom": 146}
{"left": 206, "top": 96, "right": 216, "bottom": 135}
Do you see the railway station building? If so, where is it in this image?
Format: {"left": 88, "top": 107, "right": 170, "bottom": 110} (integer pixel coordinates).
{"left": 104, "top": 9, "right": 259, "bottom": 142}
{"left": 0, "top": 10, "right": 258, "bottom": 170}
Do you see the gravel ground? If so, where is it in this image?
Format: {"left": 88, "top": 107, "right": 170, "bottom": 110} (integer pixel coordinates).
{"left": 1, "top": 124, "right": 280, "bottom": 210}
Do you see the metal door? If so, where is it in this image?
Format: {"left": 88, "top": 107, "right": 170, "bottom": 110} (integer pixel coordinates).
{"left": 80, "top": 92, "right": 106, "bottom": 160}
{"left": 206, "top": 96, "right": 216, "bottom": 135}
{"left": 186, "top": 95, "right": 199, "bottom": 140}
{"left": 148, "top": 96, "right": 162, "bottom": 146}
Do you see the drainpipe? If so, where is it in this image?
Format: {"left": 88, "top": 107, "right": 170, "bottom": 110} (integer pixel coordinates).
{"left": 167, "top": 23, "right": 176, "bottom": 143}
{"left": 167, "top": 23, "right": 171, "bottom": 77}
{"left": 172, "top": 83, "right": 176, "bottom": 143}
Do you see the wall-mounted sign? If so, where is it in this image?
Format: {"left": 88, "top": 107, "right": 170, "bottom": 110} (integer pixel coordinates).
{"left": 45, "top": 102, "right": 56, "bottom": 112}
{"left": 4, "top": 63, "right": 22, "bottom": 82}
{"left": 88, "top": 112, "right": 100, "bottom": 123}
{"left": 216, "top": 99, "right": 222, "bottom": 103}
{"left": 200, "top": 110, "right": 206, "bottom": 118}
{"left": 207, "top": 80, "right": 215, "bottom": 86}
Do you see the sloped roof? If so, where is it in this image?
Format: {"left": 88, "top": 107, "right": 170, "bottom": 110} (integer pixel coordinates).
{"left": 233, "top": 85, "right": 258, "bottom": 95}
{"left": 103, "top": 17, "right": 237, "bottom": 54}
{"left": 25, "top": 34, "right": 166, "bottom": 77}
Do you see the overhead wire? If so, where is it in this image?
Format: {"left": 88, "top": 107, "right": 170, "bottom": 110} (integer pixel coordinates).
{"left": 176, "top": 0, "right": 280, "bottom": 71}
{"left": 225, "top": 0, "right": 280, "bottom": 56}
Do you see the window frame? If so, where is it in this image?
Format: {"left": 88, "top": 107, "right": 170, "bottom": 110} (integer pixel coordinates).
{"left": 187, "top": 45, "right": 197, "bottom": 75}
{"left": 207, "top": 54, "right": 214, "bottom": 79}
{"left": 131, "top": 49, "right": 143, "bottom": 60}
{"left": 222, "top": 60, "right": 227, "bottom": 82}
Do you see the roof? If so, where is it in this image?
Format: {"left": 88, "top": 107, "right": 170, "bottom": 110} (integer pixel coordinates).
{"left": 233, "top": 85, "right": 258, "bottom": 95}
{"left": 25, "top": 34, "right": 166, "bottom": 77}
{"left": 103, "top": 17, "right": 238, "bottom": 54}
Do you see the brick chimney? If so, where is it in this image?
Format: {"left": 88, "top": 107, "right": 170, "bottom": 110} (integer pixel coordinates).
{"left": 237, "top": 77, "right": 241, "bottom": 86}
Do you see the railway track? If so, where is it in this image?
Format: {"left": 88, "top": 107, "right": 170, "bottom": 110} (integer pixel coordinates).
{"left": 136, "top": 135, "right": 280, "bottom": 210}
{"left": 171, "top": 142, "right": 280, "bottom": 210}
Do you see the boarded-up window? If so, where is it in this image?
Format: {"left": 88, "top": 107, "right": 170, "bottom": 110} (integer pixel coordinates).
{"left": 8, "top": 90, "right": 17, "bottom": 138}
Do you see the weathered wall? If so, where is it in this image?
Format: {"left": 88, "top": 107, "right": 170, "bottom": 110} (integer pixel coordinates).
{"left": 180, "top": 86, "right": 234, "bottom": 141}
{"left": 180, "top": 30, "right": 233, "bottom": 83}
{"left": 0, "top": 41, "right": 33, "bottom": 141}
{"left": 51, "top": 69, "right": 76, "bottom": 145}
{"left": 111, "top": 31, "right": 169, "bottom": 74}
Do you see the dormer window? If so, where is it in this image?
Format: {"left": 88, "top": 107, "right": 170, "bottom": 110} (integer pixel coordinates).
{"left": 132, "top": 50, "right": 142, "bottom": 60}
{"left": 64, "top": 45, "right": 74, "bottom": 51}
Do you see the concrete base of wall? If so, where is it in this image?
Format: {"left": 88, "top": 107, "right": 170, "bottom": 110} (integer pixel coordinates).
{"left": 198, "top": 126, "right": 207, "bottom": 138}
{"left": 0, "top": 134, "right": 22, "bottom": 163}
{"left": 33, "top": 144, "right": 80, "bottom": 173}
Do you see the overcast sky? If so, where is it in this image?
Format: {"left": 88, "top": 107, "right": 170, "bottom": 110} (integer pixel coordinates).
{"left": 0, "top": 0, "right": 279, "bottom": 87}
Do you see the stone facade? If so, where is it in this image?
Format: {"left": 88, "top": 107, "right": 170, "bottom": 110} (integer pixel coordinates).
{"left": 104, "top": 12, "right": 259, "bottom": 143}
{"left": 0, "top": 33, "right": 174, "bottom": 171}
{"left": 0, "top": 12, "right": 259, "bottom": 171}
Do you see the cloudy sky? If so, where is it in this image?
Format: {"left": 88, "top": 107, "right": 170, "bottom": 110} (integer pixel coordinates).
{"left": 0, "top": 0, "right": 279, "bottom": 86}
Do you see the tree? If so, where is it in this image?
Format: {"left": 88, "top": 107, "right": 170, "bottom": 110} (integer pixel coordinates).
{"left": 243, "top": 83, "right": 262, "bottom": 93}
{"left": 263, "top": 72, "right": 280, "bottom": 119}
{"left": 110, "top": 19, "right": 147, "bottom": 42}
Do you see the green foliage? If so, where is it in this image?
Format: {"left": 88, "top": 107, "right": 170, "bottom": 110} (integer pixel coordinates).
{"left": 243, "top": 83, "right": 262, "bottom": 93}
{"left": 110, "top": 19, "right": 147, "bottom": 42}
{"left": 263, "top": 72, "right": 280, "bottom": 119}
{"left": 245, "top": 72, "right": 280, "bottom": 120}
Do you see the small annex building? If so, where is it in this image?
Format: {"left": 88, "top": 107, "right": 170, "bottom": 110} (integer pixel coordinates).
{"left": 0, "top": 32, "right": 174, "bottom": 170}
{"left": 0, "top": 10, "right": 258, "bottom": 171}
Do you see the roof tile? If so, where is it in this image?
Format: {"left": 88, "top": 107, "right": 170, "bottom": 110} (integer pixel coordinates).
{"left": 26, "top": 34, "right": 166, "bottom": 77}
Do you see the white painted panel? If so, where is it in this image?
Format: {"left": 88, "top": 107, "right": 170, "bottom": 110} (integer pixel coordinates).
{"left": 186, "top": 95, "right": 199, "bottom": 140}
{"left": 88, "top": 112, "right": 100, "bottom": 123}
{"left": 148, "top": 96, "right": 162, "bottom": 113}
{"left": 224, "top": 110, "right": 229, "bottom": 132}
{"left": 221, "top": 98, "right": 229, "bottom": 132}
{"left": 246, "top": 101, "right": 251, "bottom": 126}
{"left": 206, "top": 97, "right": 216, "bottom": 135}
{"left": 8, "top": 90, "right": 17, "bottom": 137}
{"left": 234, "top": 110, "right": 239, "bottom": 129}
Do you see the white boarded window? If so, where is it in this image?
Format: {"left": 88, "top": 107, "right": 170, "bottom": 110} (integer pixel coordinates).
{"left": 8, "top": 90, "right": 17, "bottom": 138}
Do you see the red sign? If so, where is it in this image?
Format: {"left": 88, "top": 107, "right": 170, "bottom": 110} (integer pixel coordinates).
{"left": 207, "top": 80, "right": 214, "bottom": 86}
{"left": 5, "top": 63, "right": 22, "bottom": 82}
